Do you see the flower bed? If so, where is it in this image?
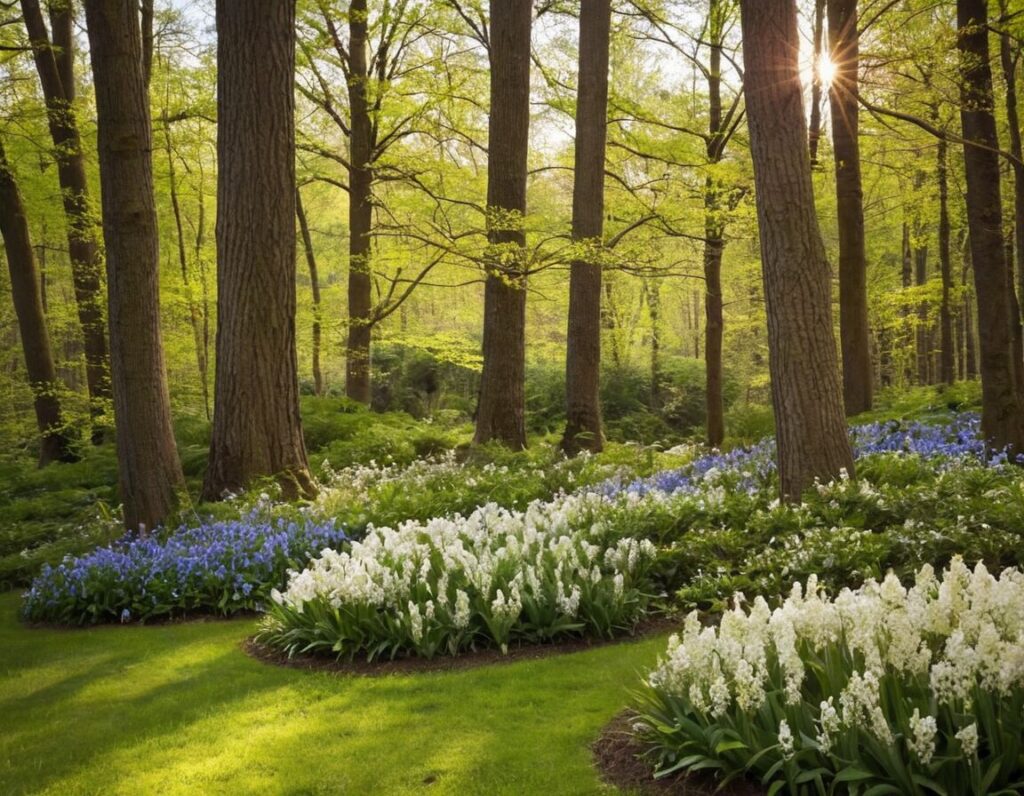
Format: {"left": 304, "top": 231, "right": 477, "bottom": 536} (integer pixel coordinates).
{"left": 255, "top": 496, "right": 657, "bottom": 660}
{"left": 22, "top": 512, "right": 347, "bottom": 624}
{"left": 632, "top": 557, "right": 1024, "bottom": 795}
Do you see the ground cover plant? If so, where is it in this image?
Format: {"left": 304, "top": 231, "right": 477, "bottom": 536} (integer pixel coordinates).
{"left": 632, "top": 558, "right": 1024, "bottom": 795}
{"left": 256, "top": 499, "right": 657, "bottom": 660}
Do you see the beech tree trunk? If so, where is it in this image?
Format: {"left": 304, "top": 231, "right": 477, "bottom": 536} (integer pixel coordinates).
{"left": 83, "top": 0, "right": 184, "bottom": 530}
{"left": 956, "top": 0, "right": 1024, "bottom": 452}
{"left": 297, "top": 187, "right": 324, "bottom": 397}
{"left": 938, "top": 134, "right": 955, "bottom": 384}
{"left": 914, "top": 220, "right": 929, "bottom": 385}
{"left": 22, "top": 0, "right": 111, "bottom": 437}
{"left": 0, "top": 140, "right": 75, "bottom": 465}
{"left": 204, "top": 0, "right": 314, "bottom": 501}
{"left": 474, "top": 1, "right": 532, "bottom": 450}
{"left": 827, "top": 0, "right": 872, "bottom": 415}
{"left": 345, "top": 0, "right": 374, "bottom": 405}
{"left": 563, "top": 0, "right": 610, "bottom": 455}
{"left": 739, "top": 0, "right": 855, "bottom": 499}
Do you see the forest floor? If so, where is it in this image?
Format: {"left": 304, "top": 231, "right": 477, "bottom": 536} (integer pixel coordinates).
{"left": 0, "top": 591, "right": 668, "bottom": 795}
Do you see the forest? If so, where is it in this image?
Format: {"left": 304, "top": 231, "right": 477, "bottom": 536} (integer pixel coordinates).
{"left": 2, "top": 0, "right": 1024, "bottom": 794}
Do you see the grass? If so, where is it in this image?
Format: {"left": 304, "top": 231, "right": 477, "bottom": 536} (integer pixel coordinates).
{"left": 0, "top": 591, "right": 667, "bottom": 795}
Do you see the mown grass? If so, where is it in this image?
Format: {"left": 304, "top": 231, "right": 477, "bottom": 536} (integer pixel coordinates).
{"left": 0, "top": 592, "right": 667, "bottom": 795}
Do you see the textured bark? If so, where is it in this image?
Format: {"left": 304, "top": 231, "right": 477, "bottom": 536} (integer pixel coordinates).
{"left": 204, "top": 0, "right": 314, "bottom": 501}
{"left": 740, "top": 0, "right": 855, "bottom": 499}
{"left": 963, "top": 239, "right": 978, "bottom": 379}
{"left": 0, "top": 140, "right": 75, "bottom": 465}
{"left": 703, "top": 0, "right": 728, "bottom": 447}
{"left": 957, "top": 0, "right": 1024, "bottom": 452}
{"left": 345, "top": 0, "right": 373, "bottom": 404}
{"left": 808, "top": 0, "right": 826, "bottom": 166}
{"left": 141, "top": 0, "right": 154, "bottom": 87}
{"left": 562, "top": 0, "right": 610, "bottom": 455}
{"left": 938, "top": 134, "right": 955, "bottom": 384}
{"left": 22, "top": 0, "right": 111, "bottom": 436}
{"left": 474, "top": 1, "right": 532, "bottom": 450}
{"left": 827, "top": 0, "right": 872, "bottom": 414}
{"left": 297, "top": 187, "right": 324, "bottom": 397}
{"left": 999, "top": 2, "right": 1024, "bottom": 395}
{"left": 84, "top": 0, "right": 184, "bottom": 530}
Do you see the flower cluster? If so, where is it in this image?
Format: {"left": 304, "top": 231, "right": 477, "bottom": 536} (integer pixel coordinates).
{"left": 635, "top": 558, "right": 1024, "bottom": 794}
{"left": 22, "top": 508, "right": 347, "bottom": 624}
{"left": 602, "top": 412, "right": 995, "bottom": 500}
{"left": 256, "top": 494, "right": 657, "bottom": 660}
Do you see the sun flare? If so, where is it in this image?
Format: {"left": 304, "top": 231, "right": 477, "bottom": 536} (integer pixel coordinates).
{"left": 818, "top": 53, "right": 838, "bottom": 88}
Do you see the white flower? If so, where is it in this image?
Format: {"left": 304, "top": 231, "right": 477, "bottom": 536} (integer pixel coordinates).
{"left": 908, "top": 709, "right": 937, "bottom": 765}
{"left": 778, "top": 720, "right": 795, "bottom": 760}
{"left": 956, "top": 722, "right": 978, "bottom": 761}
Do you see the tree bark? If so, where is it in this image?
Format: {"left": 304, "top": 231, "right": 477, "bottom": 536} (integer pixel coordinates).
{"left": 22, "top": 0, "right": 111, "bottom": 438}
{"left": 0, "top": 139, "right": 75, "bottom": 465}
{"left": 739, "top": 0, "right": 855, "bottom": 499}
{"left": 998, "top": 0, "right": 1024, "bottom": 396}
{"left": 474, "top": 0, "right": 532, "bottom": 450}
{"left": 827, "top": 0, "right": 873, "bottom": 415}
{"left": 914, "top": 210, "right": 929, "bottom": 385}
{"left": 938, "top": 134, "right": 955, "bottom": 384}
{"left": 204, "top": 0, "right": 314, "bottom": 501}
{"left": 956, "top": 0, "right": 1024, "bottom": 451}
{"left": 808, "top": 0, "right": 826, "bottom": 166}
{"left": 83, "top": 0, "right": 184, "bottom": 530}
{"left": 562, "top": 0, "right": 610, "bottom": 455}
{"left": 297, "top": 187, "right": 324, "bottom": 397}
{"left": 345, "top": 0, "right": 374, "bottom": 405}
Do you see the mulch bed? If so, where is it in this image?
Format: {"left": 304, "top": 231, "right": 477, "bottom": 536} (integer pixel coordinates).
{"left": 592, "top": 711, "right": 765, "bottom": 796}
{"left": 242, "top": 616, "right": 678, "bottom": 677}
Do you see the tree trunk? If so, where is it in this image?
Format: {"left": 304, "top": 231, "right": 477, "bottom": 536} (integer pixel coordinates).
{"left": 297, "top": 187, "right": 324, "bottom": 397}
{"left": 938, "top": 134, "right": 955, "bottom": 384}
{"left": 956, "top": 0, "right": 1024, "bottom": 451}
{"left": 474, "top": 0, "right": 532, "bottom": 450}
{"left": 808, "top": 0, "right": 826, "bottom": 166}
{"left": 914, "top": 219, "right": 929, "bottom": 385}
{"left": 83, "top": 0, "right": 184, "bottom": 530}
{"left": 22, "top": 0, "right": 111, "bottom": 439}
{"left": 827, "top": 0, "right": 872, "bottom": 415}
{"left": 739, "top": 0, "right": 855, "bottom": 499}
{"left": 204, "top": 0, "right": 314, "bottom": 501}
{"left": 563, "top": 0, "right": 610, "bottom": 455}
{"left": 345, "top": 0, "right": 374, "bottom": 405}
{"left": 0, "top": 139, "right": 75, "bottom": 465}
{"left": 141, "top": 0, "right": 154, "bottom": 87}
{"left": 704, "top": 0, "right": 728, "bottom": 447}
{"left": 998, "top": 1, "right": 1024, "bottom": 397}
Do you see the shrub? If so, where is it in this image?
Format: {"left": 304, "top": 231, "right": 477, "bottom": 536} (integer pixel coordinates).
{"left": 22, "top": 505, "right": 347, "bottom": 624}
{"left": 255, "top": 496, "right": 657, "bottom": 660}
{"left": 633, "top": 558, "right": 1024, "bottom": 795}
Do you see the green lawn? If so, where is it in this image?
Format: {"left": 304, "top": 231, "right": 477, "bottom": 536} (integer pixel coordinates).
{"left": 0, "top": 592, "right": 667, "bottom": 795}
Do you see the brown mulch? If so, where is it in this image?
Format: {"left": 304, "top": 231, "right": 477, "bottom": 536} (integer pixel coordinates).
{"left": 241, "top": 616, "right": 678, "bottom": 677}
{"left": 592, "top": 711, "right": 765, "bottom": 796}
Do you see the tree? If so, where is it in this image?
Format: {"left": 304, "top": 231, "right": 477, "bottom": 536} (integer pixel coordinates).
{"left": 203, "top": 0, "right": 315, "bottom": 501}
{"left": 827, "top": 0, "right": 872, "bottom": 415}
{"left": 21, "top": 0, "right": 111, "bottom": 438}
{"left": 956, "top": 0, "right": 1024, "bottom": 451}
{"left": 739, "top": 0, "right": 855, "bottom": 498}
{"left": 83, "top": 0, "right": 185, "bottom": 530}
{"left": 474, "top": 0, "right": 532, "bottom": 449}
{"left": 0, "top": 138, "right": 75, "bottom": 465}
{"left": 296, "top": 186, "right": 324, "bottom": 397}
{"left": 562, "top": 0, "right": 611, "bottom": 455}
